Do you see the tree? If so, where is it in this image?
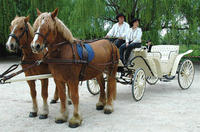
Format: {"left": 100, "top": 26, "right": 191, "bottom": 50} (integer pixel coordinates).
{"left": 0, "top": 0, "right": 199, "bottom": 57}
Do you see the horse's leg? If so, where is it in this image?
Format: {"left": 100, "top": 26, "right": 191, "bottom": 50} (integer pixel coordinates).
{"left": 104, "top": 66, "right": 117, "bottom": 114}
{"left": 96, "top": 74, "right": 106, "bottom": 110}
{"left": 68, "top": 80, "right": 82, "bottom": 128}
{"left": 39, "top": 79, "right": 49, "bottom": 119}
{"left": 66, "top": 83, "right": 72, "bottom": 105}
{"left": 27, "top": 80, "right": 38, "bottom": 117}
{"left": 50, "top": 86, "right": 59, "bottom": 104}
{"left": 54, "top": 79, "right": 68, "bottom": 123}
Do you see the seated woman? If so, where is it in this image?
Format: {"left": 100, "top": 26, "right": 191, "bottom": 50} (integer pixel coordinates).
{"left": 119, "top": 18, "right": 142, "bottom": 65}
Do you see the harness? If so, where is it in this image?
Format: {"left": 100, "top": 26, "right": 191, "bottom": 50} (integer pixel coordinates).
{"left": 34, "top": 29, "right": 119, "bottom": 80}
{"left": 1, "top": 31, "right": 119, "bottom": 83}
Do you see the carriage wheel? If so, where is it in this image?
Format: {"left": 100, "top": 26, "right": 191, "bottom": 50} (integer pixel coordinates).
{"left": 132, "top": 68, "right": 146, "bottom": 101}
{"left": 87, "top": 79, "right": 100, "bottom": 95}
{"left": 178, "top": 59, "right": 195, "bottom": 90}
{"left": 146, "top": 76, "right": 159, "bottom": 85}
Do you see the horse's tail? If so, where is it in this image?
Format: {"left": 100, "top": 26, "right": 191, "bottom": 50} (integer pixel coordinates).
{"left": 110, "top": 42, "right": 119, "bottom": 100}
{"left": 113, "top": 79, "right": 117, "bottom": 100}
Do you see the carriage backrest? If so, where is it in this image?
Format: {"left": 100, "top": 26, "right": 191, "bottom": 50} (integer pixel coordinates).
{"left": 151, "top": 45, "right": 179, "bottom": 61}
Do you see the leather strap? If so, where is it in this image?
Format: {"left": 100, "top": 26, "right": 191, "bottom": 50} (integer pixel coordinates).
{"left": 79, "top": 42, "right": 89, "bottom": 81}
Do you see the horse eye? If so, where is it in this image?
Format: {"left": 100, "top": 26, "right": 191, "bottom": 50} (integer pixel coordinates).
{"left": 20, "top": 27, "right": 23, "bottom": 30}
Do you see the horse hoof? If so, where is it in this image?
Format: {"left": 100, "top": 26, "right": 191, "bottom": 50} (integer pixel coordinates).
{"left": 29, "top": 112, "right": 37, "bottom": 117}
{"left": 104, "top": 110, "right": 112, "bottom": 114}
{"left": 96, "top": 105, "right": 104, "bottom": 110}
{"left": 39, "top": 114, "right": 48, "bottom": 119}
{"left": 55, "top": 120, "right": 66, "bottom": 124}
{"left": 68, "top": 100, "right": 72, "bottom": 105}
{"left": 50, "top": 99, "right": 57, "bottom": 104}
{"left": 69, "top": 123, "right": 80, "bottom": 128}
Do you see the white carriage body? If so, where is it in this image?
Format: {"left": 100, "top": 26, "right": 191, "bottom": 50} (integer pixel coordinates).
{"left": 123, "top": 45, "right": 193, "bottom": 78}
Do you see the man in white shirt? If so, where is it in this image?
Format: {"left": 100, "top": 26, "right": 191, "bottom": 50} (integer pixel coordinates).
{"left": 119, "top": 19, "right": 142, "bottom": 65}
{"left": 105, "top": 13, "right": 130, "bottom": 48}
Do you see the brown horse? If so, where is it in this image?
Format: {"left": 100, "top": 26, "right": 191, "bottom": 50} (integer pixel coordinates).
{"left": 31, "top": 8, "right": 119, "bottom": 128}
{"left": 5, "top": 15, "right": 68, "bottom": 119}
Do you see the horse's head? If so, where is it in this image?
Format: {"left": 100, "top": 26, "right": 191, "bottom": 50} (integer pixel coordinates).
{"left": 31, "top": 8, "right": 58, "bottom": 53}
{"left": 6, "top": 15, "right": 30, "bottom": 52}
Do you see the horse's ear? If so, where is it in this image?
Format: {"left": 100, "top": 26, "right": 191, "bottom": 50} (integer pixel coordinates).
{"left": 36, "top": 8, "right": 42, "bottom": 16}
{"left": 51, "top": 8, "right": 58, "bottom": 19}
{"left": 15, "top": 15, "right": 19, "bottom": 19}
{"left": 24, "top": 15, "right": 30, "bottom": 23}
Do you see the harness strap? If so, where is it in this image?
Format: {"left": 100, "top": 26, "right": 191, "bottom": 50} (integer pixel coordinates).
{"left": 43, "top": 59, "right": 88, "bottom": 64}
{"left": 21, "top": 60, "right": 37, "bottom": 65}
{"left": 34, "top": 31, "right": 50, "bottom": 46}
{"left": 79, "top": 42, "right": 89, "bottom": 81}
{"left": 70, "top": 43, "right": 76, "bottom": 61}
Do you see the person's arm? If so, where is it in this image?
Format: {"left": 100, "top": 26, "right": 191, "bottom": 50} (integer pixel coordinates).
{"left": 132, "top": 28, "right": 142, "bottom": 43}
{"left": 106, "top": 24, "right": 116, "bottom": 38}
{"left": 125, "top": 29, "right": 130, "bottom": 47}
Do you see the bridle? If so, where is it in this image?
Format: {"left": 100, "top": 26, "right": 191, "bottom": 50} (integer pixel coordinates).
{"left": 8, "top": 23, "right": 29, "bottom": 49}
{"left": 34, "top": 31, "right": 50, "bottom": 48}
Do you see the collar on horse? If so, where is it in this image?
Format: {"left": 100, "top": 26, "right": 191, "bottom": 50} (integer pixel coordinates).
{"left": 8, "top": 23, "right": 29, "bottom": 49}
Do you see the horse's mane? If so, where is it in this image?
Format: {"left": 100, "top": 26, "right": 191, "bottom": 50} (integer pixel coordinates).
{"left": 55, "top": 17, "right": 76, "bottom": 43}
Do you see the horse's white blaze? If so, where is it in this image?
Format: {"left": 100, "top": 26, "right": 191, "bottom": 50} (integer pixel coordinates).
{"left": 6, "top": 25, "right": 17, "bottom": 50}
{"left": 32, "top": 19, "right": 45, "bottom": 46}
{"left": 32, "top": 26, "right": 40, "bottom": 46}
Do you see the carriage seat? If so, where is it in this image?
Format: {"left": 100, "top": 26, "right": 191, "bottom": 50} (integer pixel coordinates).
{"left": 148, "top": 45, "right": 179, "bottom": 62}
{"left": 146, "top": 45, "right": 179, "bottom": 76}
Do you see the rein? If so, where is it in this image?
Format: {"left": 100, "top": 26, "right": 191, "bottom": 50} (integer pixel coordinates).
{"left": 0, "top": 60, "right": 42, "bottom": 84}
{"left": 0, "top": 64, "right": 19, "bottom": 78}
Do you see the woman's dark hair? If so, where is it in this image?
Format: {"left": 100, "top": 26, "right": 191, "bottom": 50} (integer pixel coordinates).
{"left": 130, "top": 18, "right": 140, "bottom": 27}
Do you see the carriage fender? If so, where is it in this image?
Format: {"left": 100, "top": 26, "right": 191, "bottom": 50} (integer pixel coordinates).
{"left": 171, "top": 50, "right": 193, "bottom": 76}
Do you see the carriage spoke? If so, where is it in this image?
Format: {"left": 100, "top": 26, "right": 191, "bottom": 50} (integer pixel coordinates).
{"left": 178, "top": 59, "right": 194, "bottom": 89}
{"left": 132, "top": 68, "right": 146, "bottom": 101}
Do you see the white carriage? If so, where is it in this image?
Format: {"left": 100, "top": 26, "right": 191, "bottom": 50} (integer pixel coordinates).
{"left": 87, "top": 45, "right": 195, "bottom": 101}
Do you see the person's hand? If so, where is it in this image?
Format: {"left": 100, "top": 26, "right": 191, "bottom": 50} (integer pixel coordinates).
{"left": 146, "top": 41, "right": 151, "bottom": 45}
{"left": 126, "top": 42, "right": 129, "bottom": 47}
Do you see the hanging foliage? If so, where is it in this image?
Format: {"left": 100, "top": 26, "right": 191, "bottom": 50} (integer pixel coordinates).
{"left": 0, "top": 0, "right": 199, "bottom": 57}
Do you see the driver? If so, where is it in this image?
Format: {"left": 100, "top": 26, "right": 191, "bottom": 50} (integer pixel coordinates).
{"left": 105, "top": 13, "right": 129, "bottom": 48}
